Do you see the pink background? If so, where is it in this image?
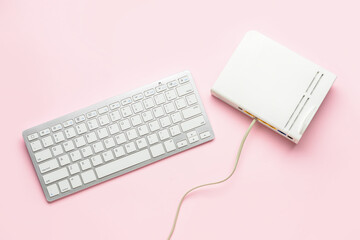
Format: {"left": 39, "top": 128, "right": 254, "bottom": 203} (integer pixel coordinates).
{"left": 1, "top": 0, "right": 359, "bottom": 239}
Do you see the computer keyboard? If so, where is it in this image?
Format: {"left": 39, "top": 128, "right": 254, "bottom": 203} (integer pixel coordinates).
{"left": 23, "top": 71, "right": 214, "bottom": 202}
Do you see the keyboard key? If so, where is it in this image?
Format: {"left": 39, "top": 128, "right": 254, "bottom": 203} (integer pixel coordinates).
{"left": 108, "top": 123, "right": 120, "bottom": 135}
{"left": 153, "top": 106, "right": 164, "bottom": 118}
{"left": 43, "top": 167, "right": 69, "bottom": 184}
{"left": 131, "top": 115, "right": 142, "bottom": 126}
{"left": 74, "top": 136, "right": 86, "bottom": 148}
{"left": 141, "top": 111, "right": 153, "bottom": 122}
{"left": 70, "top": 150, "right": 82, "bottom": 161}
{"left": 136, "top": 138, "right": 147, "bottom": 149}
{"left": 165, "top": 89, "right": 177, "bottom": 101}
{"left": 96, "top": 149, "right": 151, "bottom": 178}
{"left": 143, "top": 98, "right": 155, "bottom": 109}
{"left": 182, "top": 105, "right": 201, "bottom": 119}
{"left": 53, "top": 132, "right": 65, "bottom": 143}
{"left": 149, "top": 120, "right": 160, "bottom": 132}
{"left": 176, "top": 83, "right": 193, "bottom": 96}
{"left": 177, "top": 140, "right": 188, "bottom": 148}
{"left": 102, "top": 150, "right": 114, "bottom": 161}
{"left": 27, "top": 133, "right": 39, "bottom": 141}
{"left": 144, "top": 88, "right": 155, "bottom": 96}
{"left": 180, "top": 115, "right": 205, "bottom": 132}
{"left": 133, "top": 93, "right": 143, "bottom": 101}
{"left": 35, "top": 149, "right": 52, "bottom": 162}
{"left": 125, "top": 142, "right": 136, "bottom": 153}
{"left": 126, "top": 129, "right": 138, "bottom": 140}
{"left": 63, "top": 120, "right": 74, "bottom": 128}
{"left": 80, "top": 159, "right": 92, "bottom": 170}
{"left": 30, "top": 140, "right": 42, "bottom": 152}
{"left": 80, "top": 146, "right": 93, "bottom": 158}
{"left": 51, "top": 145, "right": 64, "bottom": 157}
{"left": 58, "top": 154, "right": 71, "bottom": 166}
{"left": 87, "top": 110, "right": 97, "bottom": 119}
{"left": 69, "top": 175, "right": 82, "bottom": 188}
{"left": 51, "top": 124, "right": 62, "bottom": 132}
{"left": 113, "top": 146, "right": 125, "bottom": 158}
{"left": 90, "top": 155, "right": 103, "bottom": 166}
{"left": 81, "top": 169, "right": 96, "bottom": 184}
{"left": 150, "top": 143, "right": 165, "bottom": 157}
{"left": 98, "top": 106, "right": 109, "bottom": 114}
{"left": 167, "top": 80, "right": 178, "bottom": 88}
{"left": 64, "top": 127, "right": 76, "bottom": 139}
{"left": 104, "top": 137, "right": 115, "bottom": 149}
{"left": 121, "top": 106, "right": 132, "bottom": 117}
{"left": 58, "top": 179, "right": 71, "bottom": 192}
{"left": 42, "top": 136, "right": 54, "bottom": 148}
{"left": 171, "top": 112, "right": 182, "bottom": 123}
{"left": 63, "top": 140, "right": 75, "bottom": 152}
{"left": 115, "top": 133, "right": 126, "bottom": 144}
{"left": 109, "top": 110, "right": 121, "bottom": 121}
{"left": 156, "top": 84, "right": 167, "bottom": 92}
{"left": 76, "top": 123, "right": 87, "bottom": 134}
{"left": 119, "top": 119, "right": 131, "bottom": 131}
{"left": 92, "top": 141, "right": 105, "bottom": 153}
{"left": 122, "top": 98, "right": 132, "bottom": 105}
{"left": 160, "top": 116, "right": 171, "bottom": 128}
{"left": 179, "top": 76, "right": 190, "bottom": 84}
{"left": 75, "top": 115, "right": 86, "bottom": 123}
{"left": 154, "top": 94, "right": 166, "bottom": 105}
{"left": 158, "top": 129, "right": 170, "bottom": 140}
{"left": 164, "top": 102, "right": 175, "bottom": 113}
{"left": 47, "top": 184, "right": 59, "bottom": 197}
{"left": 110, "top": 102, "right": 120, "bottom": 110}
{"left": 132, "top": 102, "right": 144, "bottom": 113}
{"left": 200, "top": 131, "right": 211, "bottom": 139}
{"left": 188, "top": 135, "right": 199, "bottom": 144}
{"left": 39, "top": 159, "right": 59, "bottom": 173}
{"left": 96, "top": 127, "right": 109, "bottom": 139}
{"left": 39, "top": 128, "right": 50, "bottom": 136}
{"left": 169, "top": 125, "right": 181, "bottom": 136}
{"left": 87, "top": 119, "right": 99, "bottom": 130}
{"left": 147, "top": 133, "right": 159, "bottom": 145}
{"left": 137, "top": 125, "right": 149, "bottom": 136}
{"left": 186, "top": 94, "right": 197, "bottom": 105}
{"left": 175, "top": 98, "right": 187, "bottom": 109}
{"left": 68, "top": 163, "right": 80, "bottom": 175}
{"left": 186, "top": 131, "right": 197, "bottom": 138}
{"left": 164, "top": 139, "right": 176, "bottom": 152}
{"left": 98, "top": 115, "right": 110, "bottom": 126}
{"left": 85, "top": 132, "right": 97, "bottom": 143}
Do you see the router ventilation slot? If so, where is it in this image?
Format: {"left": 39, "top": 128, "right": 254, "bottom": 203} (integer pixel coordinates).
{"left": 306, "top": 71, "right": 319, "bottom": 93}
{"left": 284, "top": 95, "right": 305, "bottom": 128}
{"left": 306, "top": 71, "right": 324, "bottom": 95}
{"left": 310, "top": 73, "right": 323, "bottom": 95}
{"left": 289, "top": 97, "right": 309, "bottom": 130}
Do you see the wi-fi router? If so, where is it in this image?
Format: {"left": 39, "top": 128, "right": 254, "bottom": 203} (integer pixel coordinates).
{"left": 211, "top": 31, "right": 336, "bottom": 143}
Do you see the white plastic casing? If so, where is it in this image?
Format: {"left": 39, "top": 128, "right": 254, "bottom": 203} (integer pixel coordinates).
{"left": 211, "top": 31, "right": 336, "bottom": 143}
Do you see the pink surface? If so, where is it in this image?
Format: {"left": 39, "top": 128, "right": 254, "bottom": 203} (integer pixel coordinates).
{"left": 1, "top": 0, "right": 359, "bottom": 239}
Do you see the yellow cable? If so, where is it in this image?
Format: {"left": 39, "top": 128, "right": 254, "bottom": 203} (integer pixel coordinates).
{"left": 167, "top": 118, "right": 257, "bottom": 239}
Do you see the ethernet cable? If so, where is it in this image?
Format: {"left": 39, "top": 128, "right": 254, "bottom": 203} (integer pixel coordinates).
{"left": 167, "top": 118, "right": 257, "bottom": 239}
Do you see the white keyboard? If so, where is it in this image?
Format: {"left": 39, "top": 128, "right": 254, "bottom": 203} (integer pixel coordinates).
{"left": 23, "top": 71, "right": 214, "bottom": 202}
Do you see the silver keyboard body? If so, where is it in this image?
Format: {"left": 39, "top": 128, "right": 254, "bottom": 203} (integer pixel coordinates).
{"left": 23, "top": 71, "right": 214, "bottom": 202}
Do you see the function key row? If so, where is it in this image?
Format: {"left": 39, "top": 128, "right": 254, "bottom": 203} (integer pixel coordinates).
{"left": 27, "top": 75, "right": 191, "bottom": 141}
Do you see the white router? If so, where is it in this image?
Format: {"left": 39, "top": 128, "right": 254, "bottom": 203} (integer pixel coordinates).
{"left": 211, "top": 31, "right": 336, "bottom": 143}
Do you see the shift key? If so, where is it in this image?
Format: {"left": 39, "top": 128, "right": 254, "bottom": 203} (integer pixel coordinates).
{"left": 43, "top": 167, "right": 69, "bottom": 184}
{"left": 181, "top": 115, "right": 205, "bottom": 132}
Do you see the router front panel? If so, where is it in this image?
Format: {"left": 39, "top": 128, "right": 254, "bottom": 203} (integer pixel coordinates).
{"left": 212, "top": 31, "right": 336, "bottom": 143}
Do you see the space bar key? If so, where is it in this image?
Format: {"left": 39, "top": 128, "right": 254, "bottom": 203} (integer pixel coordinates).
{"left": 95, "top": 149, "right": 151, "bottom": 178}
